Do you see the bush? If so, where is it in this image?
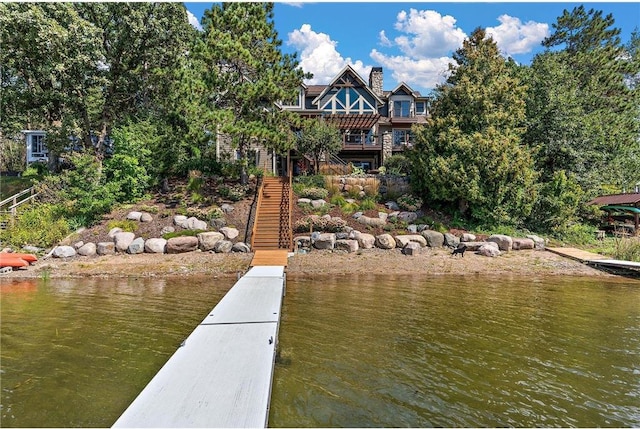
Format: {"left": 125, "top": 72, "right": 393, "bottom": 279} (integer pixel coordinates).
{"left": 614, "top": 237, "right": 640, "bottom": 262}
{"left": 359, "top": 197, "right": 377, "bottom": 211}
{"left": 0, "top": 203, "right": 70, "bottom": 248}
{"left": 106, "top": 220, "right": 139, "bottom": 233}
{"left": 383, "top": 154, "right": 410, "bottom": 176}
{"left": 294, "top": 215, "right": 347, "bottom": 233}
{"left": 299, "top": 187, "right": 329, "bottom": 200}
{"left": 220, "top": 184, "right": 250, "bottom": 201}
{"left": 162, "top": 229, "right": 206, "bottom": 240}
{"left": 397, "top": 194, "right": 423, "bottom": 212}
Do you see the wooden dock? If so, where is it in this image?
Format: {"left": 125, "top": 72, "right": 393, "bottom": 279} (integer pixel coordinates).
{"left": 547, "top": 247, "right": 640, "bottom": 271}
{"left": 112, "top": 265, "right": 286, "bottom": 428}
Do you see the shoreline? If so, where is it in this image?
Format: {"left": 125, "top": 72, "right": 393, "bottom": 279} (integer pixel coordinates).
{"left": 0, "top": 248, "right": 618, "bottom": 280}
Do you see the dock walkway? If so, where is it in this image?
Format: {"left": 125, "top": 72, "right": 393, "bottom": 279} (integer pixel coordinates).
{"left": 112, "top": 264, "right": 287, "bottom": 428}
{"left": 547, "top": 247, "right": 640, "bottom": 271}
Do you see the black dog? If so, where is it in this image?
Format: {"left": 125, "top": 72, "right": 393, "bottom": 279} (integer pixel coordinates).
{"left": 451, "top": 244, "right": 467, "bottom": 257}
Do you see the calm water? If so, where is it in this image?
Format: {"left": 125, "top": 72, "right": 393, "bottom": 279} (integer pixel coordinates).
{"left": 1, "top": 274, "right": 639, "bottom": 427}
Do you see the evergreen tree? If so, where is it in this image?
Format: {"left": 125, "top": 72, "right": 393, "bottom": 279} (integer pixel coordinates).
{"left": 198, "top": 3, "right": 308, "bottom": 183}
{"left": 408, "top": 28, "right": 537, "bottom": 227}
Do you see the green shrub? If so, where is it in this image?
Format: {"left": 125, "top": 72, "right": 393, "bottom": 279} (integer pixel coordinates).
{"left": 397, "top": 194, "right": 423, "bottom": 212}
{"left": 220, "top": 184, "right": 250, "bottom": 201}
{"left": 554, "top": 223, "right": 597, "bottom": 245}
{"left": 299, "top": 187, "right": 329, "bottom": 200}
{"left": 330, "top": 194, "right": 347, "bottom": 207}
{"left": 359, "top": 197, "right": 377, "bottom": 211}
{"left": 614, "top": 237, "right": 640, "bottom": 262}
{"left": 137, "top": 205, "right": 159, "bottom": 214}
{"left": 162, "top": 229, "right": 206, "bottom": 240}
{"left": 383, "top": 154, "right": 410, "bottom": 176}
{"left": 186, "top": 206, "right": 223, "bottom": 221}
{"left": 0, "top": 203, "right": 70, "bottom": 248}
{"left": 107, "top": 220, "right": 139, "bottom": 233}
{"left": 294, "top": 215, "right": 347, "bottom": 233}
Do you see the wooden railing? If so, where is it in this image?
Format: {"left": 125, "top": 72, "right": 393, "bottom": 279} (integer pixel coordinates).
{"left": 250, "top": 178, "right": 266, "bottom": 250}
{"left": 0, "top": 187, "right": 38, "bottom": 229}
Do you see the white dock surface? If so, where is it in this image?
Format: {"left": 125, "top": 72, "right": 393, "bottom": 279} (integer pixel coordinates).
{"left": 113, "top": 266, "right": 285, "bottom": 428}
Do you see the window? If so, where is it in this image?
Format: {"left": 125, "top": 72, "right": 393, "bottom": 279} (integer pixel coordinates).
{"left": 393, "top": 130, "right": 413, "bottom": 147}
{"left": 393, "top": 100, "right": 411, "bottom": 117}
{"left": 415, "top": 101, "right": 426, "bottom": 115}
{"left": 31, "top": 134, "right": 47, "bottom": 156}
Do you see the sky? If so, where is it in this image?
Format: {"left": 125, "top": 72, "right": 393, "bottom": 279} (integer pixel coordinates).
{"left": 184, "top": 2, "right": 640, "bottom": 94}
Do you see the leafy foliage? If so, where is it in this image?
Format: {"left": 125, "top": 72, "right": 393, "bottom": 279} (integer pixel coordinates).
{"left": 0, "top": 204, "right": 70, "bottom": 248}
{"left": 296, "top": 119, "right": 343, "bottom": 174}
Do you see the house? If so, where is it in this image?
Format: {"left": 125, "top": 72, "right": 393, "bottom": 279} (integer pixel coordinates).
{"left": 281, "top": 65, "right": 429, "bottom": 172}
{"left": 23, "top": 130, "right": 48, "bottom": 164}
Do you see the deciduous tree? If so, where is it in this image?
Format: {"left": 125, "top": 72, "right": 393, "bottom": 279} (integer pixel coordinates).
{"left": 296, "top": 119, "right": 343, "bottom": 174}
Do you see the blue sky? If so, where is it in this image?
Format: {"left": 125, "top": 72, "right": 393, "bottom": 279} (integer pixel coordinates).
{"left": 184, "top": 2, "right": 640, "bottom": 94}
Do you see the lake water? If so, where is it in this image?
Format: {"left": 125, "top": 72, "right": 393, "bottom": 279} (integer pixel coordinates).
{"left": 1, "top": 274, "right": 639, "bottom": 427}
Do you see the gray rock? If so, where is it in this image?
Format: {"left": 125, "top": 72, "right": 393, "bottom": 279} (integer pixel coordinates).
{"left": 444, "top": 233, "right": 460, "bottom": 248}
{"left": 140, "top": 212, "right": 153, "bottom": 223}
{"left": 52, "top": 246, "right": 76, "bottom": 258}
{"left": 398, "top": 211, "right": 418, "bottom": 223}
{"left": 97, "top": 242, "right": 115, "bottom": 255}
{"left": 335, "top": 239, "right": 359, "bottom": 253}
{"left": 166, "top": 236, "right": 199, "bottom": 254}
{"left": 126, "top": 211, "right": 143, "bottom": 221}
{"left": 197, "top": 231, "right": 225, "bottom": 251}
{"left": 461, "top": 241, "right": 496, "bottom": 252}
{"left": 407, "top": 224, "right": 418, "bottom": 234}
{"left": 210, "top": 218, "right": 227, "bottom": 229}
{"left": 487, "top": 234, "right": 513, "bottom": 251}
{"left": 295, "top": 236, "right": 312, "bottom": 249}
{"left": 173, "top": 215, "right": 188, "bottom": 228}
{"left": 461, "top": 233, "right": 476, "bottom": 242}
{"left": 231, "top": 242, "right": 251, "bottom": 253}
{"left": 145, "top": 238, "right": 167, "bottom": 254}
{"left": 73, "top": 241, "right": 85, "bottom": 250}
{"left": 77, "top": 242, "right": 97, "bottom": 256}
{"left": 186, "top": 217, "right": 208, "bottom": 231}
{"left": 114, "top": 232, "right": 136, "bottom": 252}
{"left": 477, "top": 243, "right": 501, "bottom": 257}
{"left": 526, "top": 234, "right": 546, "bottom": 250}
{"left": 160, "top": 226, "right": 175, "bottom": 235}
{"left": 352, "top": 211, "right": 364, "bottom": 219}
{"left": 402, "top": 242, "right": 421, "bottom": 256}
{"left": 221, "top": 203, "right": 234, "bottom": 213}
{"left": 313, "top": 233, "right": 336, "bottom": 250}
{"left": 387, "top": 211, "right": 400, "bottom": 219}
{"left": 512, "top": 238, "right": 535, "bottom": 250}
{"left": 335, "top": 232, "right": 350, "bottom": 240}
{"left": 22, "top": 246, "right": 41, "bottom": 253}
{"left": 385, "top": 201, "right": 400, "bottom": 210}
{"left": 311, "top": 199, "right": 326, "bottom": 209}
{"left": 422, "top": 230, "right": 445, "bottom": 248}
{"left": 375, "top": 234, "right": 396, "bottom": 249}
{"left": 395, "top": 234, "right": 427, "bottom": 248}
{"left": 357, "top": 216, "right": 386, "bottom": 227}
{"left": 127, "top": 237, "right": 145, "bottom": 254}
{"left": 219, "top": 227, "right": 239, "bottom": 240}
{"left": 378, "top": 212, "right": 388, "bottom": 221}
{"left": 214, "top": 240, "right": 233, "bottom": 254}
{"left": 108, "top": 227, "right": 123, "bottom": 238}
{"left": 297, "top": 198, "right": 312, "bottom": 205}
{"left": 356, "top": 233, "right": 375, "bottom": 249}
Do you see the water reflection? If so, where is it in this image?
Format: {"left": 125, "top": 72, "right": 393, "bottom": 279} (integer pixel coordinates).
{"left": 1, "top": 275, "right": 639, "bottom": 427}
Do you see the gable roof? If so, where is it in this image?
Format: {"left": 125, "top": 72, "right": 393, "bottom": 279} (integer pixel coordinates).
{"left": 588, "top": 193, "right": 640, "bottom": 206}
{"left": 312, "top": 65, "right": 384, "bottom": 106}
{"left": 388, "top": 82, "right": 423, "bottom": 98}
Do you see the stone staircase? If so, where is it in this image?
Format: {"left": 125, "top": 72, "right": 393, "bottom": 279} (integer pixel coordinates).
{"left": 251, "top": 176, "right": 292, "bottom": 251}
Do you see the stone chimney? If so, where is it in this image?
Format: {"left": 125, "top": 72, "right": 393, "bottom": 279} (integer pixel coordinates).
{"left": 369, "top": 67, "right": 383, "bottom": 97}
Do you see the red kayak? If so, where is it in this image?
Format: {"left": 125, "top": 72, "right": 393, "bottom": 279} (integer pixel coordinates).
{"left": 0, "top": 254, "right": 30, "bottom": 268}
{"left": 5, "top": 253, "right": 38, "bottom": 263}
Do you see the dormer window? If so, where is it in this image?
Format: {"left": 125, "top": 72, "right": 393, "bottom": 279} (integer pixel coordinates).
{"left": 415, "top": 101, "right": 426, "bottom": 115}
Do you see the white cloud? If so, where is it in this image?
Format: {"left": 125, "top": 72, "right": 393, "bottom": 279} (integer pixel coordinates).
{"left": 187, "top": 10, "right": 202, "bottom": 32}
{"left": 370, "top": 49, "right": 452, "bottom": 90}
{"left": 486, "top": 15, "right": 549, "bottom": 56}
{"left": 287, "top": 24, "right": 370, "bottom": 85}
{"left": 379, "top": 30, "right": 392, "bottom": 47}
{"left": 393, "top": 9, "right": 467, "bottom": 58}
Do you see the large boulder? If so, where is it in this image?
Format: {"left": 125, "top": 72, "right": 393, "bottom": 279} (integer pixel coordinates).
{"left": 335, "top": 239, "right": 359, "bottom": 253}
{"left": 219, "top": 227, "right": 239, "bottom": 241}
{"left": 126, "top": 211, "right": 143, "bottom": 221}
{"left": 52, "top": 246, "right": 76, "bottom": 258}
{"left": 512, "top": 238, "right": 535, "bottom": 250}
{"left": 357, "top": 216, "right": 386, "bottom": 227}
{"left": 397, "top": 212, "right": 418, "bottom": 223}
{"left": 127, "top": 237, "right": 145, "bottom": 254}
{"left": 77, "top": 242, "right": 97, "bottom": 257}
{"left": 214, "top": 240, "right": 233, "bottom": 254}
{"left": 108, "top": 227, "right": 123, "bottom": 238}
{"left": 375, "top": 234, "right": 396, "bottom": 249}
{"left": 160, "top": 226, "right": 175, "bottom": 235}
{"left": 460, "top": 241, "right": 493, "bottom": 252}
{"left": 145, "top": 238, "right": 167, "bottom": 254}
{"left": 422, "top": 230, "right": 445, "bottom": 248}
{"left": 461, "top": 233, "right": 476, "bottom": 242}
{"left": 198, "top": 231, "right": 225, "bottom": 251}
{"left": 313, "top": 233, "right": 336, "bottom": 250}
{"left": 294, "top": 236, "right": 312, "bottom": 249}
{"left": 231, "top": 242, "right": 251, "bottom": 253}
{"left": 402, "top": 242, "right": 421, "bottom": 256}
{"left": 526, "top": 234, "right": 546, "bottom": 250}
{"left": 174, "top": 215, "right": 188, "bottom": 228}
{"left": 97, "top": 242, "right": 115, "bottom": 255}
{"left": 487, "top": 234, "right": 513, "bottom": 251}
{"left": 311, "top": 199, "right": 326, "bottom": 209}
{"left": 140, "top": 212, "right": 153, "bottom": 223}
{"left": 166, "top": 236, "right": 199, "bottom": 254}
{"left": 356, "top": 233, "right": 375, "bottom": 249}
{"left": 477, "top": 243, "right": 501, "bottom": 257}
{"left": 186, "top": 217, "right": 208, "bottom": 231}
{"left": 443, "top": 233, "right": 460, "bottom": 248}
{"left": 394, "top": 234, "right": 427, "bottom": 248}
{"left": 297, "top": 198, "right": 311, "bottom": 205}
{"left": 114, "top": 232, "right": 136, "bottom": 252}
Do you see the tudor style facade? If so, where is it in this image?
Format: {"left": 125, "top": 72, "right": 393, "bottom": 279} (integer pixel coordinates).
{"left": 281, "top": 65, "right": 429, "bottom": 171}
